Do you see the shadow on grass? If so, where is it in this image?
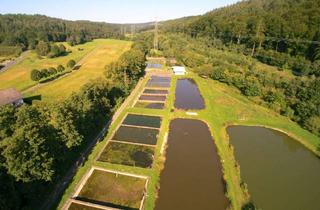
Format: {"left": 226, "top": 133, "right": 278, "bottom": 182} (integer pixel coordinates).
{"left": 75, "top": 197, "right": 138, "bottom": 210}
{"left": 72, "top": 65, "right": 82, "bottom": 70}
{"left": 23, "top": 95, "right": 42, "bottom": 104}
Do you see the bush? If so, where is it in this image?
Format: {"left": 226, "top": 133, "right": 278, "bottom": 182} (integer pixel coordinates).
{"left": 57, "top": 65, "right": 65, "bottom": 72}
{"left": 67, "top": 59, "right": 76, "bottom": 68}
{"left": 30, "top": 69, "right": 42, "bottom": 81}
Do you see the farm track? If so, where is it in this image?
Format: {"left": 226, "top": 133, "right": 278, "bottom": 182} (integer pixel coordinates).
{"left": 0, "top": 51, "right": 29, "bottom": 73}
{"left": 41, "top": 78, "right": 145, "bottom": 210}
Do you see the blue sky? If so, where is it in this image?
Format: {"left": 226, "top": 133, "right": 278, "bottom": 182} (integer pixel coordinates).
{"left": 0, "top": 0, "right": 239, "bottom": 23}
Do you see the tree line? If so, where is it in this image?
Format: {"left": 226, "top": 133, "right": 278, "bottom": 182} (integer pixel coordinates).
{"left": 161, "top": 0, "right": 320, "bottom": 76}
{"left": 157, "top": 33, "right": 320, "bottom": 137}
{"left": 0, "top": 39, "right": 147, "bottom": 210}
{"left": 0, "top": 14, "right": 125, "bottom": 51}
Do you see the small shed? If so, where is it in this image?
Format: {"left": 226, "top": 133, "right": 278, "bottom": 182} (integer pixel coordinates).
{"left": 172, "top": 66, "right": 186, "bottom": 75}
{"left": 0, "top": 88, "right": 24, "bottom": 106}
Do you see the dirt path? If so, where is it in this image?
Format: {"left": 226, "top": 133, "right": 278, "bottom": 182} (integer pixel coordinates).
{"left": 41, "top": 78, "right": 145, "bottom": 210}
{"left": 0, "top": 51, "right": 29, "bottom": 73}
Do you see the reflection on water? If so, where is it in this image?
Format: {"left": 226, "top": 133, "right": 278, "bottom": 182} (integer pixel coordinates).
{"left": 228, "top": 126, "right": 320, "bottom": 210}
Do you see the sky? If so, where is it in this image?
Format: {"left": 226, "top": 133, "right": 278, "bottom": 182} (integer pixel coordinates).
{"left": 0, "top": 0, "right": 239, "bottom": 23}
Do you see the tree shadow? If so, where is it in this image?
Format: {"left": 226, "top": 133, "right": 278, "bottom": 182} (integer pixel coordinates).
{"left": 72, "top": 65, "right": 81, "bottom": 70}
{"left": 23, "top": 95, "right": 42, "bottom": 104}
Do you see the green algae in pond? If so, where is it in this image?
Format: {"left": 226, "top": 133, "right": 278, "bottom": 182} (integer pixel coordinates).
{"left": 68, "top": 202, "right": 104, "bottom": 210}
{"left": 112, "top": 126, "right": 159, "bottom": 145}
{"left": 98, "top": 142, "right": 154, "bottom": 168}
{"left": 122, "top": 114, "right": 162, "bottom": 128}
{"left": 76, "top": 169, "right": 146, "bottom": 210}
{"left": 227, "top": 126, "right": 320, "bottom": 210}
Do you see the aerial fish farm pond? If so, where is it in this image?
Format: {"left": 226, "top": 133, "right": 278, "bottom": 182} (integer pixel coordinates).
{"left": 64, "top": 75, "right": 320, "bottom": 210}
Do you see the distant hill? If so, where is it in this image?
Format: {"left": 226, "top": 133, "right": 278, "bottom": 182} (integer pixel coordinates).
{"left": 0, "top": 14, "right": 124, "bottom": 49}
{"left": 161, "top": 0, "right": 320, "bottom": 61}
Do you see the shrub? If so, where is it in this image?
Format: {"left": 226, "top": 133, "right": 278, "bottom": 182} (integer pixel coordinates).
{"left": 30, "top": 69, "right": 42, "bottom": 81}
{"left": 57, "top": 65, "right": 65, "bottom": 72}
{"left": 67, "top": 59, "right": 76, "bottom": 68}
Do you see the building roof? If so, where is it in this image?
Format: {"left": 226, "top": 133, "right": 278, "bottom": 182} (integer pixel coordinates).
{"left": 0, "top": 88, "right": 23, "bottom": 106}
{"left": 172, "top": 66, "right": 186, "bottom": 72}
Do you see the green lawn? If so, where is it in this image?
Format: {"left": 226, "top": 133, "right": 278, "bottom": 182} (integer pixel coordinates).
{"left": 57, "top": 73, "right": 320, "bottom": 210}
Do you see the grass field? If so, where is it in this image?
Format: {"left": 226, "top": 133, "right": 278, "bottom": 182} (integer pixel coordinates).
{"left": 77, "top": 169, "right": 146, "bottom": 209}
{"left": 24, "top": 39, "right": 131, "bottom": 102}
{"left": 0, "top": 41, "right": 99, "bottom": 91}
{"left": 0, "top": 39, "right": 131, "bottom": 102}
{"left": 58, "top": 72, "right": 320, "bottom": 210}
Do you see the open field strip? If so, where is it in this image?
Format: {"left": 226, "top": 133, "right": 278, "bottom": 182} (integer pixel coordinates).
{"left": 23, "top": 39, "right": 132, "bottom": 102}
{"left": 58, "top": 71, "right": 319, "bottom": 210}
{"left": 0, "top": 40, "right": 105, "bottom": 91}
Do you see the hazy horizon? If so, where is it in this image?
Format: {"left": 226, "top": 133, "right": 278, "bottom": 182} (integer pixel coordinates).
{"left": 0, "top": 0, "right": 240, "bottom": 24}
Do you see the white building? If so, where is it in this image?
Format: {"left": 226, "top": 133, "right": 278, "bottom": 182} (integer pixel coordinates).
{"left": 172, "top": 66, "right": 186, "bottom": 75}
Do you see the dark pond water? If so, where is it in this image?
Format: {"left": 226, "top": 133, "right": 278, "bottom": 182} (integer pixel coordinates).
{"left": 135, "top": 102, "right": 164, "bottom": 109}
{"left": 122, "top": 114, "right": 162, "bottom": 128}
{"left": 174, "top": 79, "right": 205, "bottom": 110}
{"left": 112, "top": 126, "right": 159, "bottom": 145}
{"left": 143, "top": 89, "right": 169, "bottom": 95}
{"left": 227, "top": 126, "right": 320, "bottom": 210}
{"left": 155, "top": 119, "right": 229, "bottom": 210}
{"left": 146, "top": 81, "right": 171, "bottom": 88}
{"left": 139, "top": 95, "right": 166, "bottom": 102}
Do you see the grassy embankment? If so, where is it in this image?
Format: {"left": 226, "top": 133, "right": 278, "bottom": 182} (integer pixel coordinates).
{"left": 57, "top": 72, "right": 319, "bottom": 210}
{"left": 0, "top": 39, "right": 132, "bottom": 102}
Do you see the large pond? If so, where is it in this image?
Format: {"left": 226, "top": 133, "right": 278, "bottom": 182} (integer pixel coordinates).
{"left": 227, "top": 126, "right": 320, "bottom": 210}
{"left": 174, "top": 79, "right": 205, "bottom": 110}
{"left": 155, "top": 119, "right": 229, "bottom": 210}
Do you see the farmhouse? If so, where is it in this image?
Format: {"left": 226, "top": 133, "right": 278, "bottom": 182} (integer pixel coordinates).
{"left": 0, "top": 88, "right": 24, "bottom": 106}
{"left": 172, "top": 66, "right": 186, "bottom": 75}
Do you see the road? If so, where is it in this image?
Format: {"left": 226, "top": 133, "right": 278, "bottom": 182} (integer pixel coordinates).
{"left": 41, "top": 77, "right": 144, "bottom": 210}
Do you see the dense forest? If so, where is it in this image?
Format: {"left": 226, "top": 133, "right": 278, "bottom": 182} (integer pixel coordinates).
{"left": 148, "top": 29, "right": 320, "bottom": 137}
{"left": 0, "top": 37, "right": 146, "bottom": 209}
{"left": 161, "top": 0, "right": 320, "bottom": 76}
{"left": 0, "top": 14, "right": 125, "bottom": 50}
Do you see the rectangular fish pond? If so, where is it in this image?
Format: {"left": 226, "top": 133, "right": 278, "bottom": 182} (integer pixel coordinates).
{"left": 122, "top": 114, "right": 162, "bottom": 128}
{"left": 143, "top": 89, "right": 169, "bottom": 95}
{"left": 227, "top": 126, "right": 320, "bottom": 210}
{"left": 134, "top": 102, "right": 165, "bottom": 110}
{"left": 174, "top": 79, "right": 205, "bottom": 110}
{"left": 112, "top": 126, "right": 159, "bottom": 145}
{"left": 98, "top": 142, "right": 154, "bottom": 168}
{"left": 155, "top": 119, "right": 229, "bottom": 210}
{"left": 68, "top": 202, "right": 105, "bottom": 210}
{"left": 139, "top": 95, "right": 166, "bottom": 102}
{"left": 74, "top": 168, "right": 147, "bottom": 210}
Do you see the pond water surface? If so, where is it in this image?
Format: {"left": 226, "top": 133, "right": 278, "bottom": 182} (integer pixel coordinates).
{"left": 155, "top": 119, "right": 229, "bottom": 210}
{"left": 174, "top": 79, "right": 205, "bottom": 110}
{"left": 227, "top": 126, "right": 320, "bottom": 210}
